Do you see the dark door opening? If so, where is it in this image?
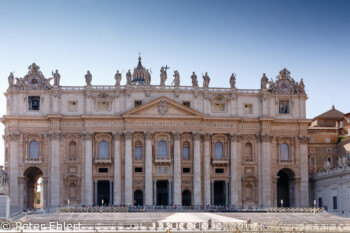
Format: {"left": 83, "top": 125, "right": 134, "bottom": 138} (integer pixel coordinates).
{"left": 134, "top": 190, "right": 143, "bottom": 206}
{"left": 277, "top": 170, "right": 291, "bottom": 207}
{"left": 214, "top": 181, "right": 225, "bottom": 205}
{"left": 157, "top": 180, "right": 168, "bottom": 206}
{"left": 182, "top": 190, "right": 191, "bottom": 206}
{"left": 98, "top": 180, "right": 110, "bottom": 206}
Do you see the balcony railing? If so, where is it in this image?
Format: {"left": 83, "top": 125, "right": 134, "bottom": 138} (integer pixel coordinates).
{"left": 68, "top": 156, "right": 77, "bottom": 161}
{"left": 212, "top": 157, "right": 229, "bottom": 164}
{"left": 24, "top": 157, "right": 43, "bottom": 163}
{"left": 279, "top": 159, "right": 293, "bottom": 164}
{"left": 94, "top": 156, "right": 112, "bottom": 164}
{"left": 244, "top": 157, "right": 254, "bottom": 162}
{"left": 182, "top": 157, "right": 191, "bottom": 161}
{"left": 154, "top": 156, "right": 172, "bottom": 163}
{"left": 134, "top": 156, "right": 143, "bottom": 161}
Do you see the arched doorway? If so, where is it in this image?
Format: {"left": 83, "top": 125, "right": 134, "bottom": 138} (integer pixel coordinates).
{"left": 134, "top": 190, "right": 143, "bottom": 206}
{"left": 182, "top": 190, "right": 191, "bottom": 206}
{"left": 277, "top": 168, "right": 296, "bottom": 207}
{"left": 23, "top": 167, "right": 43, "bottom": 210}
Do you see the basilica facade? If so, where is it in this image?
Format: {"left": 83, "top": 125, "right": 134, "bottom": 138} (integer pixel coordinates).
{"left": 2, "top": 58, "right": 310, "bottom": 212}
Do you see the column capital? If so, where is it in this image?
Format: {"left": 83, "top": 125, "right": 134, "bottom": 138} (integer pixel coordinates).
{"left": 80, "top": 131, "right": 94, "bottom": 141}
{"left": 8, "top": 132, "right": 21, "bottom": 141}
{"left": 203, "top": 133, "right": 211, "bottom": 141}
{"left": 47, "top": 131, "right": 64, "bottom": 140}
{"left": 230, "top": 133, "right": 242, "bottom": 142}
{"left": 298, "top": 135, "right": 310, "bottom": 144}
{"left": 259, "top": 133, "right": 274, "bottom": 142}
{"left": 124, "top": 131, "right": 133, "bottom": 139}
{"left": 172, "top": 132, "right": 182, "bottom": 140}
{"left": 193, "top": 132, "right": 202, "bottom": 140}
{"left": 145, "top": 131, "right": 154, "bottom": 140}
{"left": 112, "top": 132, "right": 123, "bottom": 140}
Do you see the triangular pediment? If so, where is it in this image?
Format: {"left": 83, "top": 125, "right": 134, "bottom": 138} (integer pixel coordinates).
{"left": 122, "top": 96, "right": 204, "bottom": 118}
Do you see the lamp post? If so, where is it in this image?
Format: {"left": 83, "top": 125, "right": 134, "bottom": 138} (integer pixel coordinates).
{"left": 68, "top": 199, "right": 70, "bottom": 212}
{"left": 102, "top": 199, "right": 104, "bottom": 207}
{"left": 281, "top": 199, "right": 283, "bottom": 208}
{"left": 314, "top": 200, "right": 316, "bottom": 214}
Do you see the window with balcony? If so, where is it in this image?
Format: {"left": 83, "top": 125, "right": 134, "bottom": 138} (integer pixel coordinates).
{"left": 158, "top": 141, "right": 167, "bottom": 157}
{"left": 214, "top": 142, "right": 223, "bottom": 158}
{"left": 183, "top": 141, "right": 190, "bottom": 160}
{"left": 135, "top": 141, "right": 142, "bottom": 159}
{"left": 29, "top": 141, "right": 39, "bottom": 158}
{"left": 98, "top": 141, "right": 108, "bottom": 157}
{"left": 280, "top": 143, "right": 289, "bottom": 161}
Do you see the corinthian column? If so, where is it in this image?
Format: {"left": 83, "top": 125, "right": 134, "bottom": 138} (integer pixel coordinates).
{"left": 230, "top": 133, "right": 241, "bottom": 206}
{"left": 113, "top": 132, "right": 122, "bottom": 205}
{"left": 299, "top": 135, "right": 310, "bottom": 207}
{"left": 49, "top": 131, "right": 62, "bottom": 209}
{"left": 260, "top": 133, "right": 273, "bottom": 208}
{"left": 8, "top": 132, "right": 21, "bottom": 212}
{"left": 173, "top": 132, "right": 181, "bottom": 206}
{"left": 203, "top": 133, "right": 211, "bottom": 205}
{"left": 144, "top": 132, "right": 154, "bottom": 206}
{"left": 124, "top": 131, "right": 133, "bottom": 205}
{"left": 82, "top": 131, "right": 93, "bottom": 206}
{"left": 193, "top": 132, "right": 202, "bottom": 205}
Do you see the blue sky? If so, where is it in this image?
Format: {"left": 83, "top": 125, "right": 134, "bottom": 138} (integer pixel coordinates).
{"left": 0, "top": 0, "right": 349, "bottom": 165}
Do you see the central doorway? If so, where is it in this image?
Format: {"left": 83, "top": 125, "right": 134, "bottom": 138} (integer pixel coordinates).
{"left": 157, "top": 180, "right": 168, "bottom": 206}
{"left": 97, "top": 180, "right": 110, "bottom": 206}
{"left": 134, "top": 190, "right": 143, "bottom": 206}
{"left": 214, "top": 181, "right": 225, "bottom": 205}
{"left": 182, "top": 190, "right": 191, "bottom": 206}
{"left": 23, "top": 167, "right": 43, "bottom": 211}
{"left": 277, "top": 169, "right": 296, "bottom": 207}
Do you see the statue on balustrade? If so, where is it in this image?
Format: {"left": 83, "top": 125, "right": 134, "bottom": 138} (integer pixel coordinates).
{"left": 126, "top": 70, "right": 132, "bottom": 85}
{"left": 85, "top": 70, "right": 92, "bottom": 86}
{"left": 202, "top": 72, "right": 210, "bottom": 88}
{"left": 144, "top": 69, "right": 151, "bottom": 85}
{"left": 172, "top": 70, "right": 180, "bottom": 86}
{"left": 52, "top": 70, "right": 61, "bottom": 86}
{"left": 261, "top": 73, "right": 268, "bottom": 89}
{"left": 160, "top": 66, "right": 167, "bottom": 86}
{"left": 8, "top": 72, "right": 14, "bottom": 87}
{"left": 230, "top": 73, "right": 236, "bottom": 89}
{"left": 114, "top": 70, "right": 122, "bottom": 86}
{"left": 0, "top": 166, "right": 9, "bottom": 195}
{"left": 191, "top": 72, "right": 198, "bottom": 88}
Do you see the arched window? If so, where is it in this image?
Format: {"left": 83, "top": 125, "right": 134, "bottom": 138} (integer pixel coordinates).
{"left": 183, "top": 141, "right": 190, "bottom": 159}
{"left": 135, "top": 141, "right": 142, "bottom": 159}
{"left": 69, "top": 183, "right": 77, "bottom": 200}
{"left": 99, "top": 141, "right": 109, "bottom": 157}
{"left": 158, "top": 141, "right": 167, "bottom": 157}
{"left": 245, "top": 142, "right": 253, "bottom": 160}
{"left": 69, "top": 141, "right": 77, "bottom": 158}
{"left": 280, "top": 143, "right": 289, "bottom": 160}
{"left": 29, "top": 141, "right": 39, "bottom": 158}
{"left": 214, "top": 142, "right": 223, "bottom": 158}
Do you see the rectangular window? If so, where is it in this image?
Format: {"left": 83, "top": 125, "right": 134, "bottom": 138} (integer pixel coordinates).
{"left": 325, "top": 138, "right": 331, "bottom": 143}
{"left": 98, "top": 168, "right": 108, "bottom": 173}
{"left": 309, "top": 138, "right": 314, "bottom": 143}
{"left": 135, "top": 147, "right": 142, "bottom": 158}
{"left": 68, "top": 101, "right": 78, "bottom": 112}
{"left": 135, "top": 167, "right": 143, "bottom": 173}
{"left": 318, "top": 197, "right": 323, "bottom": 208}
{"left": 183, "top": 168, "right": 190, "bottom": 173}
{"left": 279, "top": 100, "right": 290, "bottom": 114}
{"left": 244, "top": 104, "right": 252, "bottom": 114}
{"left": 28, "top": 96, "right": 40, "bottom": 110}
{"left": 97, "top": 101, "right": 109, "bottom": 111}
{"left": 327, "top": 148, "right": 332, "bottom": 153}
{"left": 213, "top": 103, "right": 225, "bottom": 112}
{"left": 311, "top": 157, "right": 315, "bottom": 165}
{"left": 183, "top": 147, "right": 189, "bottom": 159}
{"left": 333, "top": 196, "right": 338, "bottom": 210}
{"left": 340, "top": 121, "right": 343, "bottom": 127}
{"left": 215, "top": 168, "right": 224, "bottom": 174}
{"left": 134, "top": 100, "right": 142, "bottom": 107}
{"left": 183, "top": 101, "right": 190, "bottom": 108}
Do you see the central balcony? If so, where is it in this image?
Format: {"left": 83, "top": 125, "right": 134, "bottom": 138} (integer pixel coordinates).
{"left": 24, "top": 157, "right": 43, "bottom": 163}
{"left": 94, "top": 156, "right": 112, "bottom": 164}
{"left": 154, "top": 156, "right": 172, "bottom": 164}
{"left": 211, "top": 157, "right": 229, "bottom": 165}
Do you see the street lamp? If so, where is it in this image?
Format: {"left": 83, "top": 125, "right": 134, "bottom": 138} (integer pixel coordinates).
{"left": 102, "top": 199, "right": 104, "bottom": 207}
{"left": 281, "top": 199, "right": 283, "bottom": 208}
{"left": 68, "top": 199, "right": 70, "bottom": 212}
{"left": 314, "top": 200, "right": 316, "bottom": 214}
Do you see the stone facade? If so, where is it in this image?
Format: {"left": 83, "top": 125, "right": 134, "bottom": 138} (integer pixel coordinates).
{"left": 2, "top": 61, "right": 310, "bottom": 212}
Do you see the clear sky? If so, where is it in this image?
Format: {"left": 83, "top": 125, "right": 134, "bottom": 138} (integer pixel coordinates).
{"left": 0, "top": 0, "right": 349, "bottom": 165}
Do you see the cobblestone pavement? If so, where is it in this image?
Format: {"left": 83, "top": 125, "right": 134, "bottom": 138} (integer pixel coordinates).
{"left": 21, "top": 212, "right": 350, "bottom": 224}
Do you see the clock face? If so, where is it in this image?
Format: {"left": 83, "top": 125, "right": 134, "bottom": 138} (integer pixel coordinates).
{"left": 279, "top": 80, "right": 290, "bottom": 92}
